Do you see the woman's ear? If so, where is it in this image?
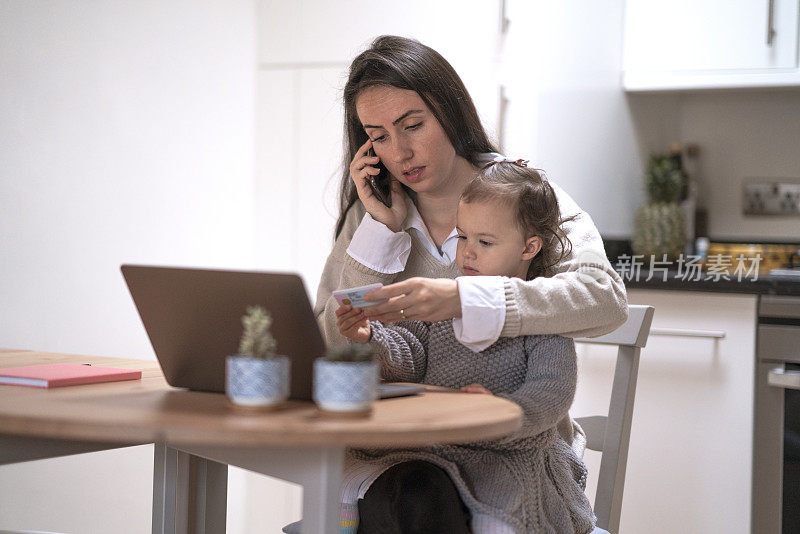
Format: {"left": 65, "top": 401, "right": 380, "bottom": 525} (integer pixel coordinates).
{"left": 522, "top": 236, "right": 542, "bottom": 261}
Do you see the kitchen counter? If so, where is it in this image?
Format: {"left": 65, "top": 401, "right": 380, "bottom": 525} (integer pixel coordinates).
{"left": 617, "top": 269, "right": 800, "bottom": 296}
{"left": 603, "top": 238, "right": 800, "bottom": 296}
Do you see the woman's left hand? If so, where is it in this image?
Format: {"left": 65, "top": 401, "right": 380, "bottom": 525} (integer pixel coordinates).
{"left": 362, "top": 277, "right": 461, "bottom": 322}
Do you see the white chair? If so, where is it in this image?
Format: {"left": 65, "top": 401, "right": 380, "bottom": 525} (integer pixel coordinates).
{"left": 575, "top": 304, "right": 655, "bottom": 534}
{"left": 284, "top": 304, "right": 655, "bottom": 534}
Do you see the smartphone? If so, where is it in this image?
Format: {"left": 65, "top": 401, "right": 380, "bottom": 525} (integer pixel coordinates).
{"left": 366, "top": 147, "right": 392, "bottom": 207}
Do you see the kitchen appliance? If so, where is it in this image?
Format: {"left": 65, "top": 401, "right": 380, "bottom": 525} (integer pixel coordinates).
{"left": 753, "top": 295, "right": 800, "bottom": 533}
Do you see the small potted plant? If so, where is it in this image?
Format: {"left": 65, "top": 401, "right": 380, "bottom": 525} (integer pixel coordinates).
{"left": 632, "top": 152, "right": 687, "bottom": 262}
{"left": 313, "top": 344, "right": 378, "bottom": 414}
{"left": 225, "top": 305, "right": 289, "bottom": 408}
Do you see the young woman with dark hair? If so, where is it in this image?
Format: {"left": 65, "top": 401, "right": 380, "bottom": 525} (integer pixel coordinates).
{"left": 310, "top": 35, "right": 625, "bottom": 533}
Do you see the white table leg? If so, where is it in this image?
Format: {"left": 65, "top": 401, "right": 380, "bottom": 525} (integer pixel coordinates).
{"left": 192, "top": 454, "right": 228, "bottom": 534}
{"left": 176, "top": 445, "right": 345, "bottom": 534}
{"left": 153, "top": 444, "right": 187, "bottom": 534}
{"left": 297, "top": 448, "right": 343, "bottom": 534}
{"left": 152, "top": 444, "right": 228, "bottom": 534}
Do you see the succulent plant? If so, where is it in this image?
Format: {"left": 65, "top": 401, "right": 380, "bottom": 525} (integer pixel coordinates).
{"left": 238, "top": 306, "right": 277, "bottom": 359}
{"left": 645, "top": 154, "right": 685, "bottom": 203}
{"left": 325, "top": 343, "right": 376, "bottom": 363}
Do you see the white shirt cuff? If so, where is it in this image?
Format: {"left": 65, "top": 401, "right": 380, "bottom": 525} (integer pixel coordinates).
{"left": 451, "top": 276, "right": 506, "bottom": 353}
{"left": 346, "top": 212, "right": 412, "bottom": 274}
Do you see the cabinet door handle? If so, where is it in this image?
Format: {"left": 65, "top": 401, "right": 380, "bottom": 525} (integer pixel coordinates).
{"left": 767, "top": 0, "right": 776, "bottom": 46}
{"left": 500, "top": 0, "right": 510, "bottom": 33}
{"left": 498, "top": 85, "right": 509, "bottom": 153}
{"left": 649, "top": 328, "right": 726, "bottom": 339}
{"left": 768, "top": 368, "right": 800, "bottom": 390}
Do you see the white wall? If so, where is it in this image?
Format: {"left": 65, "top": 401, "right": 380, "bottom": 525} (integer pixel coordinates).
{"left": 679, "top": 91, "right": 800, "bottom": 241}
{"left": 0, "top": 1, "right": 256, "bottom": 532}
{"left": 0, "top": 0, "right": 257, "bottom": 358}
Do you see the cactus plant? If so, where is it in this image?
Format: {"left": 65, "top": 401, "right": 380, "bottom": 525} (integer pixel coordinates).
{"left": 226, "top": 305, "right": 289, "bottom": 408}
{"left": 238, "top": 306, "right": 277, "bottom": 359}
{"left": 632, "top": 202, "right": 686, "bottom": 259}
{"left": 632, "top": 153, "right": 688, "bottom": 261}
{"left": 315, "top": 343, "right": 379, "bottom": 414}
{"left": 324, "top": 343, "right": 376, "bottom": 363}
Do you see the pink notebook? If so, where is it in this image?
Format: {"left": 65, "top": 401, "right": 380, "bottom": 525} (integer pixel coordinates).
{"left": 0, "top": 363, "right": 142, "bottom": 388}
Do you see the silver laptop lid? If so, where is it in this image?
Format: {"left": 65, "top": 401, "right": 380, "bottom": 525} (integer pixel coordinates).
{"left": 121, "top": 264, "right": 326, "bottom": 399}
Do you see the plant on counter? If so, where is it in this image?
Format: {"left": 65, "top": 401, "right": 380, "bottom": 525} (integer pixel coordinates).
{"left": 632, "top": 153, "right": 687, "bottom": 261}
{"left": 225, "top": 305, "right": 290, "bottom": 408}
{"left": 313, "top": 343, "right": 379, "bottom": 415}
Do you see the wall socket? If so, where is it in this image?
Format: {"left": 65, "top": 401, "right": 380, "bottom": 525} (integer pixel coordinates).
{"left": 743, "top": 181, "right": 800, "bottom": 216}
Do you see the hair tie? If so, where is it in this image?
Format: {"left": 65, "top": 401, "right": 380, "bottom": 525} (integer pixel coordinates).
{"left": 491, "top": 154, "right": 529, "bottom": 167}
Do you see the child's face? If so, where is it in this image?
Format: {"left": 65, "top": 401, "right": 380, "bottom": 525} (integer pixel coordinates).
{"left": 456, "top": 199, "right": 541, "bottom": 279}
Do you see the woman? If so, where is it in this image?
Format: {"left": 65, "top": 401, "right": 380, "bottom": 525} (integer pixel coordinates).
{"left": 316, "top": 35, "right": 626, "bottom": 357}
{"left": 314, "top": 35, "right": 626, "bottom": 533}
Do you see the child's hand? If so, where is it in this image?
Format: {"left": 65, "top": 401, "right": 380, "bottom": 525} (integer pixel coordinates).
{"left": 460, "top": 383, "right": 493, "bottom": 395}
{"left": 336, "top": 305, "right": 372, "bottom": 344}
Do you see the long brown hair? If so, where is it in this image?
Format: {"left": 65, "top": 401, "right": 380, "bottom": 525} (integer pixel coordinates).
{"left": 461, "top": 161, "right": 576, "bottom": 280}
{"left": 335, "top": 35, "right": 497, "bottom": 238}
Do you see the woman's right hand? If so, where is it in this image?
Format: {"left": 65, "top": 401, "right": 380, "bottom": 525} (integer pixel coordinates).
{"left": 350, "top": 139, "right": 407, "bottom": 232}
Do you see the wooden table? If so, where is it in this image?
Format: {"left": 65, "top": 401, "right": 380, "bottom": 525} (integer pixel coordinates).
{"left": 0, "top": 350, "right": 522, "bottom": 533}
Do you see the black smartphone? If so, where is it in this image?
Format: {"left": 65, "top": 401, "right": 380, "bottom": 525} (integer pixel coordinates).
{"left": 366, "top": 147, "right": 392, "bottom": 207}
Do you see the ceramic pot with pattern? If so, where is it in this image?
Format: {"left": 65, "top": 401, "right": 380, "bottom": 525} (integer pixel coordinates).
{"left": 225, "top": 355, "right": 290, "bottom": 408}
{"left": 313, "top": 358, "right": 379, "bottom": 414}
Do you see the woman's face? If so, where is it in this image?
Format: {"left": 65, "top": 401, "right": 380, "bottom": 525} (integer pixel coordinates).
{"left": 355, "top": 86, "right": 461, "bottom": 195}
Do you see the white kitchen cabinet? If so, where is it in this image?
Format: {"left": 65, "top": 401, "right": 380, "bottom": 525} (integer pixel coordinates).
{"left": 572, "top": 289, "right": 758, "bottom": 533}
{"left": 623, "top": 0, "right": 800, "bottom": 90}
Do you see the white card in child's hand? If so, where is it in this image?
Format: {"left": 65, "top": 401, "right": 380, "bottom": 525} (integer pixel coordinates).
{"left": 332, "top": 283, "right": 386, "bottom": 308}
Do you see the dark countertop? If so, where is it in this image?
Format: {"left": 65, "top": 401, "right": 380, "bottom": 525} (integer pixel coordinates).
{"left": 603, "top": 238, "right": 800, "bottom": 296}
{"left": 617, "top": 269, "right": 800, "bottom": 296}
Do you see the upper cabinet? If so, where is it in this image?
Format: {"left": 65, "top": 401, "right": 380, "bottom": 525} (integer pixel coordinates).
{"left": 623, "top": 0, "right": 800, "bottom": 91}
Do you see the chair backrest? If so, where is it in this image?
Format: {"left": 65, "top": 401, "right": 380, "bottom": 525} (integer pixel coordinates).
{"left": 574, "top": 304, "right": 655, "bottom": 534}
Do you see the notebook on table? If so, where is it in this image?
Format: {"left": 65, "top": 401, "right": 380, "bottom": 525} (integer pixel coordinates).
{"left": 121, "top": 265, "right": 423, "bottom": 401}
{"left": 0, "top": 363, "right": 142, "bottom": 388}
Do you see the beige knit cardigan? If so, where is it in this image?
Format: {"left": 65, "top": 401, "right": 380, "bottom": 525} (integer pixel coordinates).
{"left": 314, "top": 180, "right": 629, "bottom": 346}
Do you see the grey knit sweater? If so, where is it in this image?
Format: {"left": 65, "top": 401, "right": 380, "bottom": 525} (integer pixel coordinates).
{"left": 347, "top": 320, "right": 596, "bottom": 534}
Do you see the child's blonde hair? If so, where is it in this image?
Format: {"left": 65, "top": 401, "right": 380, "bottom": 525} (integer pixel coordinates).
{"left": 461, "top": 160, "right": 576, "bottom": 280}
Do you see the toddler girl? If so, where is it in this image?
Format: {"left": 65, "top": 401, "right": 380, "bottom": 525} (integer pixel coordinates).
{"left": 335, "top": 159, "right": 595, "bottom": 534}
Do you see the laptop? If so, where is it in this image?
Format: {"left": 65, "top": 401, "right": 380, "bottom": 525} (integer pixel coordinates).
{"left": 121, "top": 265, "right": 423, "bottom": 400}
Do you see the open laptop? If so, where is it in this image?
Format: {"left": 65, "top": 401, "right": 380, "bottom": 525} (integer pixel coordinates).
{"left": 121, "top": 265, "right": 423, "bottom": 400}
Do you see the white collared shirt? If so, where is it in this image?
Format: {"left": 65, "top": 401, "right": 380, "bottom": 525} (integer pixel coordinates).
{"left": 346, "top": 196, "right": 505, "bottom": 352}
